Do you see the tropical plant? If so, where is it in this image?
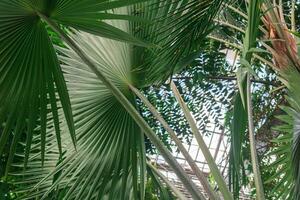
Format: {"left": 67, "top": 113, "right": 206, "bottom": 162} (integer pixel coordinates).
{"left": 1, "top": 0, "right": 300, "bottom": 199}
{"left": 0, "top": 0, "right": 228, "bottom": 199}
{"left": 210, "top": 0, "right": 300, "bottom": 199}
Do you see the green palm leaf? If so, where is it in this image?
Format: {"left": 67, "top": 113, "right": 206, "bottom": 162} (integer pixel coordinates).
{"left": 228, "top": 0, "right": 263, "bottom": 197}
{"left": 11, "top": 15, "right": 146, "bottom": 199}
{"left": 46, "top": 0, "right": 149, "bottom": 46}
{"left": 0, "top": 0, "right": 75, "bottom": 174}
{"left": 264, "top": 110, "right": 293, "bottom": 199}
{"left": 133, "top": 0, "right": 223, "bottom": 86}
{"left": 292, "top": 112, "right": 300, "bottom": 200}
{"left": 279, "top": 68, "right": 300, "bottom": 200}
{"left": 146, "top": 164, "right": 175, "bottom": 200}
{"left": 10, "top": 129, "right": 65, "bottom": 199}
{"left": 0, "top": 0, "right": 148, "bottom": 177}
{"left": 31, "top": 0, "right": 149, "bottom": 45}
{"left": 54, "top": 29, "right": 145, "bottom": 199}
{"left": 3, "top": 0, "right": 226, "bottom": 199}
{"left": 264, "top": 28, "right": 300, "bottom": 198}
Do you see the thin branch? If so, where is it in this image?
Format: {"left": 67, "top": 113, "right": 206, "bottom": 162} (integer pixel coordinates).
{"left": 208, "top": 35, "right": 242, "bottom": 50}
{"left": 224, "top": 3, "right": 248, "bottom": 19}
{"left": 214, "top": 19, "right": 246, "bottom": 33}
{"left": 208, "top": 35, "right": 277, "bottom": 70}
{"left": 291, "top": 0, "right": 296, "bottom": 32}
{"left": 172, "top": 75, "right": 280, "bottom": 87}
{"left": 224, "top": 2, "right": 269, "bottom": 35}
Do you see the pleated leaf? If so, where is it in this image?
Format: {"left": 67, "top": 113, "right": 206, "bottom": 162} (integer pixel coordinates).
{"left": 0, "top": 0, "right": 75, "bottom": 174}
{"left": 32, "top": 0, "right": 149, "bottom": 46}
{"left": 229, "top": 0, "right": 261, "bottom": 197}
{"left": 10, "top": 9, "right": 146, "bottom": 199}
{"left": 132, "top": 0, "right": 225, "bottom": 86}
{"left": 3, "top": 1, "right": 227, "bottom": 199}
{"left": 279, "top": 67, "right": 300, "bottom": 200}
{"left": 265, "top": 109, "right": 294, "bottom": 199}
{"left": 0, "top": 0, "right": 149, "bottom": 176}
{"left": 265, "top": 65, "right": 300, "bottom": 199}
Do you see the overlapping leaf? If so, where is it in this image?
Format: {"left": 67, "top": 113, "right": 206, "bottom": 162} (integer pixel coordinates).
{"left": 0, "top": 0, "right": 148, "bottom": 178}
{"left": 132, "top": 0, "right": 224, "bottom": 86}
{"left": 10, "top": 9, "right": 146, "bottom": 199}
{"left": 278, "top": 67, "right": 300, "bottom": 200}
{"left": 228, "top": 0, "right": 262, "bottom": 197}
{"left": 2, "top": 0, "right": 227, "bottom": 199}
{"left": 264, "top": 107, "right": 295, "bottom": 199}
{"left": 30, "top": 0, "right": 148, "bottom": 45}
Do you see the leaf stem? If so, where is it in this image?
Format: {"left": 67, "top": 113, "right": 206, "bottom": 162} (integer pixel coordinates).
{"left": 291, "top": 0, "right": 296, "bottom": 32}
{"left": 246, "top": 75, "right": 265, "bottom": 200}
{"left": 147, "top": 162, "right": 188, "bottom": 200}
{"left": 170, "top": 81, "right": 234, "bottom": 200}
{"left": 129, "top": 84, "right": 219, "bottom": 200}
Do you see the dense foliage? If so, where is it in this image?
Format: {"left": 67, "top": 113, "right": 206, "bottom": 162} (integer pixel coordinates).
{"left": 0, "top": 0, "right": 300, "bottom": 199}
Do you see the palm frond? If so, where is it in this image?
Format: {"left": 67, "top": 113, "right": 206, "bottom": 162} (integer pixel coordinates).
{"left": 292, "top": 111, "right": 300, "bottom": 200}
{"left": 146, "top": 163, "right": 176, "bottom": 200}
{"left": 261, "top": 2, "right": 300, "bottom": 197}
{"left": 264, "top": 107, "right": 295, "bottom": 199}
{"left": 32, "top": 0, "right": 149, "bottom": 46}
{"left": 278, "top": 67, "right": 300, "bottom": 200}
{"left": 228, "top": 0, "right": 263, "bottom": 198}
{"left": 228, "top": 92, "right": 247, "bottom": 198}
{"left": 0, "top": 0, "right": 75, "bottom": 174}
{"left": 2, "top": 1, "right": 228, "bottom": 198}
{"left": 10, "top": 124, "right": 67, "bottom": 200}
{"left": 55, "top": 28, "right": 145, "bottom": 199}
{"left": 10, "top": 11, "right": 146, "bottom": 199}
{"left": 0, "top": 0, "right": 151, "bottom": 178}
{"left": 132, "top": 0, "right": 224, "bottom": 86}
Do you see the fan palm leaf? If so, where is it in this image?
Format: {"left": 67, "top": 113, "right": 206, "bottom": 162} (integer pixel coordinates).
{"left": 208, "top": 1, "right": 299, "bottom": 198}
{"left": 133, "top": 0, "right": 223, "bottom": 86}
{"left": 0, "top": 1, "right": 75, "bottom": 173}
{"left": 265, "top": 108, "right": 294, "bottom": 199}
{"left": 261, "top": 2, "right": 300, "bottom": 198}
{"left": 277, "top": 68, "right": 300, "bottom": 200}
{"left": 0, "top": 0, "right": 149, "bottom": 177}
{"left": 12, "top": 24, "right": 146, "bottom": 199}
{"left": 3, "top": 0, "right": 226, "bottom": 199}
